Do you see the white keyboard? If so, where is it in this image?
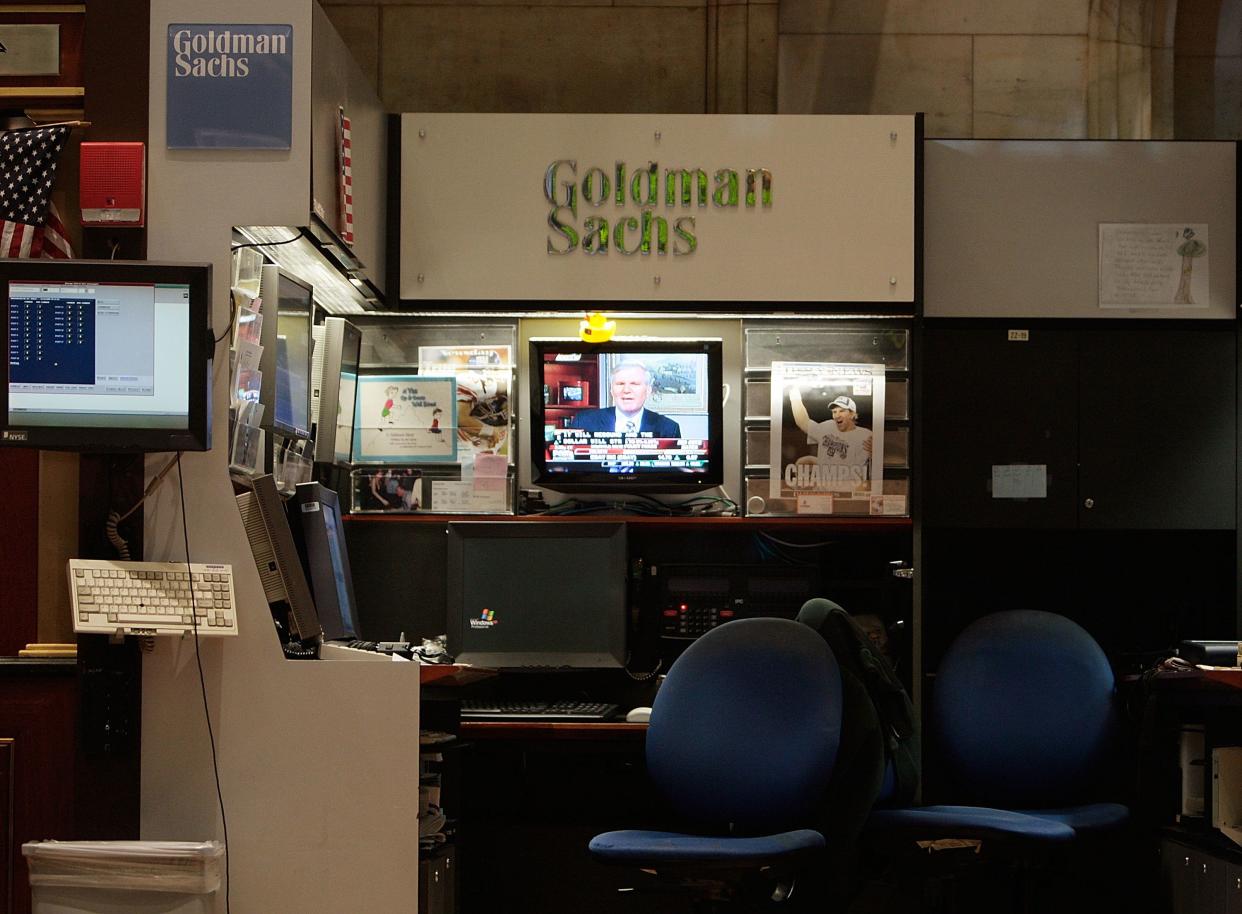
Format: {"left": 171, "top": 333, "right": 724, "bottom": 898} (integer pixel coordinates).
{"left": 68, "top": 559, "right": 239, "bottom": 637}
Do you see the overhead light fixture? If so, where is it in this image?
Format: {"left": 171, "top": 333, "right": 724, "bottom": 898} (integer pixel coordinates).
{"left": 234, "top": 225, "right": 376, "bottom": 314}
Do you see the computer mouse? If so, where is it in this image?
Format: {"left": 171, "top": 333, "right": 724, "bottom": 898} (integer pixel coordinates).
{"left": 625, "top": 706, "right": 652, "bottom": 723}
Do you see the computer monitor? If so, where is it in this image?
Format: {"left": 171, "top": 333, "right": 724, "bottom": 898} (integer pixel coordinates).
{"left": 310, "top": 317, "right": 361, "bottom": 465}
{"left": 528, "top": 338, "right": 724, "bottom": 494}
{"left": 1, "top": 259, "right": 211, "bottom": 452}
{"left": 290, "top": 482, "right": 359, "bottom": 642}
{"left": 235, "top": 473, "right": 322, "bottom": 643}
{"left": 258, "top": 265, "right": 313, "bottom": 441}
{"left": 446, "top": 521, "right": 627, "bottom": 668}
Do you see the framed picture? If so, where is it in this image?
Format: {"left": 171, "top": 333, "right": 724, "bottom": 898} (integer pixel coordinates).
{"left": 350, "top": 467, "right": 423, "bottom": 513}
{"left": 352, "top": 374, "right": 457, "bottom": 464}
{"left": 0, "top": 10, "right": 82, "bottom": 101}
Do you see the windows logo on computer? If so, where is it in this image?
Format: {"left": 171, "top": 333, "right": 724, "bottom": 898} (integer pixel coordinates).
{"left": 470, "top": 609, "right": 499, "bottom": 630}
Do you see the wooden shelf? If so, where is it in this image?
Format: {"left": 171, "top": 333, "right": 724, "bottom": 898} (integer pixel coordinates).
{"left": 345, "top": 513, "right": 911, "bottom": 532}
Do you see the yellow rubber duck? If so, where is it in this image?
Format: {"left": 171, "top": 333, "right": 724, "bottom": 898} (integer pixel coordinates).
{"left": 579, "top": 312, "right": 616, "bottom": 343}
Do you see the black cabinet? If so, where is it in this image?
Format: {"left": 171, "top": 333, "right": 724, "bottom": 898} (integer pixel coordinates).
{"left": 923, "top": 325, "right": 1236, "bottom": 530}
{"left": 1078, "top": 330, "right": 1236, "bottom": 530}
{"left": 923, "top": 327, "right": 1079, "bottom": 527}
{"left": 419, "top": 847, "right": 456, "bottom": 914}
{"left": 1162, "top": 838, "right": 1237, "bottom": 914}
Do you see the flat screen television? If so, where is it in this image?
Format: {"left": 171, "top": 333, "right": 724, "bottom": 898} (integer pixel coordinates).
{"left": 256, "top": 264, "right": 314, "bottom": 445}
{"left": 1, "top": 259, "right": 211, "bottom": 452}
{"left": 446, "top": 521, "right": 627, "bottom": 669}
{"left": 272, "top": 271, "right": 313, "bottom": 440}
{"left": 290, "top": 482, "right": 359, "bottom": 642}
{"left": 529, "top": 338, "right": 723, "bottom": 494}
{"left": 310, "top": 317, "right": 361, "bottom": 466}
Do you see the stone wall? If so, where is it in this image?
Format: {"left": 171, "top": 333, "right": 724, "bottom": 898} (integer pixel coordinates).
{"left": 777, "top": 0, "right": 1175, "bottom": 137}
{"left": 321, "top": 0, "right": 1235, "bottom": 138}
{"left": 1175, "top": 0, "right": 1242, "bottom": 138}
{"left": 321, "top": 0, "right": 777, "bottom": 114}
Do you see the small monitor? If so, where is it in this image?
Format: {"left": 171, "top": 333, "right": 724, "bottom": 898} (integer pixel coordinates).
{"left": 290, "top": 482, "right": 359, "bottom": 642}
{"left": 529, "top": 338, "right": 724, "bottom": 494}
{"left": 310, "top": 317, "right": 361, "bottom": 465}
{"left": 258, "top": 265, "right": 313, "bottom": 441}
{"left": 446, "top": 521, "right": 627, "bottom": 669}
{"left": 1, "top": 259, "right": 211, "bottom": 452}
{"left": 235, "top": 473, "right": 321, "bottom": 644}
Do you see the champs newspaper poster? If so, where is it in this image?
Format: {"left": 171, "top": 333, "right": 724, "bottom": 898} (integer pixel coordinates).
{"left": 769, "top": 362, "right": 885, "bottom": 502}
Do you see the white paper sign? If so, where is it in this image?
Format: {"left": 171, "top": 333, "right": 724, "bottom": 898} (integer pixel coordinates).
{"left": 1099, "top": 223, "right": 1209, "bottom": 308}
{"left": 871, "top": 495, "right": 908, "bottom": 516}
{"left": 432, "top": 480, "right": 507, "bottom": 513}
{"left": 796, "top": 494, "right": 833, "bottom": 514}
{"left": 992, "top": 465, "right": 1047, "bottom": 499}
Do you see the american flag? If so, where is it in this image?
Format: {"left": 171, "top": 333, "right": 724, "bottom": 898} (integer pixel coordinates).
{"left": 0, "top": 125, "right": 74, "bottom": 259}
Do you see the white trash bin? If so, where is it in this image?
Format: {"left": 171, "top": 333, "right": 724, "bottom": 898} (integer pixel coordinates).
{"left": 23, "top": 841, "right": 223, "bottom": 914}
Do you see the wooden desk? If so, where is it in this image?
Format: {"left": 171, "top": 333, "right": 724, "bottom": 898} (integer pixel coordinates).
{"left": 460, "top": 720, "right": 646, "bottom": 741}
{"left": 419, "top": 663, "right": 496, "bottom": 688}
{"left": 1127, "top": 667, "right": 1242, "bottom": 710}
{"left": 1143, "top": 667, "right": 1242, "bottom": 693}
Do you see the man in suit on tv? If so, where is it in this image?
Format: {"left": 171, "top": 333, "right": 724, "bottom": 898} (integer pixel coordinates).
{"left": 573, "top": 361, "right": 682, "bottom": 438}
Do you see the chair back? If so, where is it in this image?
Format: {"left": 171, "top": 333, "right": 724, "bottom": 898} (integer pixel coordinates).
{"left": 646, "top": 617, "right": 843, "bottom": 834}
{"left": 933, "top": 610, "right": 1117, "bottom": 808}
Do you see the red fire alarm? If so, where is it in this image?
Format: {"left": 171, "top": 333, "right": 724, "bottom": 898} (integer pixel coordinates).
{"left": 80, "top": 142, "right": 146, "bottom": 227}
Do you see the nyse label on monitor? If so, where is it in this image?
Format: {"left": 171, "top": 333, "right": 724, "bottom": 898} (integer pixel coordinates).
{"left": 166, "top": 24, "right": 293, "bottom": 150}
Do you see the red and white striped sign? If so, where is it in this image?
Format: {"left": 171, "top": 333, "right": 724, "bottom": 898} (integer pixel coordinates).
{"left": 338, "top": 108, "right": 354, "bottom": 246}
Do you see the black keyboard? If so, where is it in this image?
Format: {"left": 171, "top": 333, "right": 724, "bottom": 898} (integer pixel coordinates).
{"left": 461, "top": 699, "right": 619, "bottom": 721}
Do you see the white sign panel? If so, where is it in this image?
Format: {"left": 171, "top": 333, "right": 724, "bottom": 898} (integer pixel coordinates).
{"left": 992, "top": 464, "right": 1047, "bottom": 499}
{"left": 400, "top": 114, "right": 915, "bottom": 303}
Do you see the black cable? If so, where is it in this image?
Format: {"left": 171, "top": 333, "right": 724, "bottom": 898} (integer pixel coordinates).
{"left": 220, "top": 226, "right": 301, "bottom": 345}
{"left": 229, "top": 231, "right": 303, "bottom": 252}
{"left": 213, "top": 288, "right": 238, "bottom": 346}
{"left": 758, "top": 531, "right": 837, "bottom": 550}
{"left": 536, "top": 495, "right": 739, "bottom": 518}
{"left": 175, "top": 454, "right": 231, "bottom": 914}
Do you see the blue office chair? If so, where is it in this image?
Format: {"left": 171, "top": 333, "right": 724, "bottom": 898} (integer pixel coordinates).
{"left": 865, "top": 610, "right": 1128, "bottom": 911}
{"left": 931, "top": 609, "right": 1128, "bottom": 831}
{"left": 589, "top": 617, "right": 844, "bottom": 909}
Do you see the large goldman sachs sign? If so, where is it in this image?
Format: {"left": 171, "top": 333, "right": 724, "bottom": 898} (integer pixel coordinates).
{"left": 544, "top": 160, "right": 772, "bottom": 257}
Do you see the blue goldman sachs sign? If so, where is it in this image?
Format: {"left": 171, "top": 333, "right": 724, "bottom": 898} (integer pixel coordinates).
{"left": 166, "top": 24, "right": 293, "bottom": 150}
